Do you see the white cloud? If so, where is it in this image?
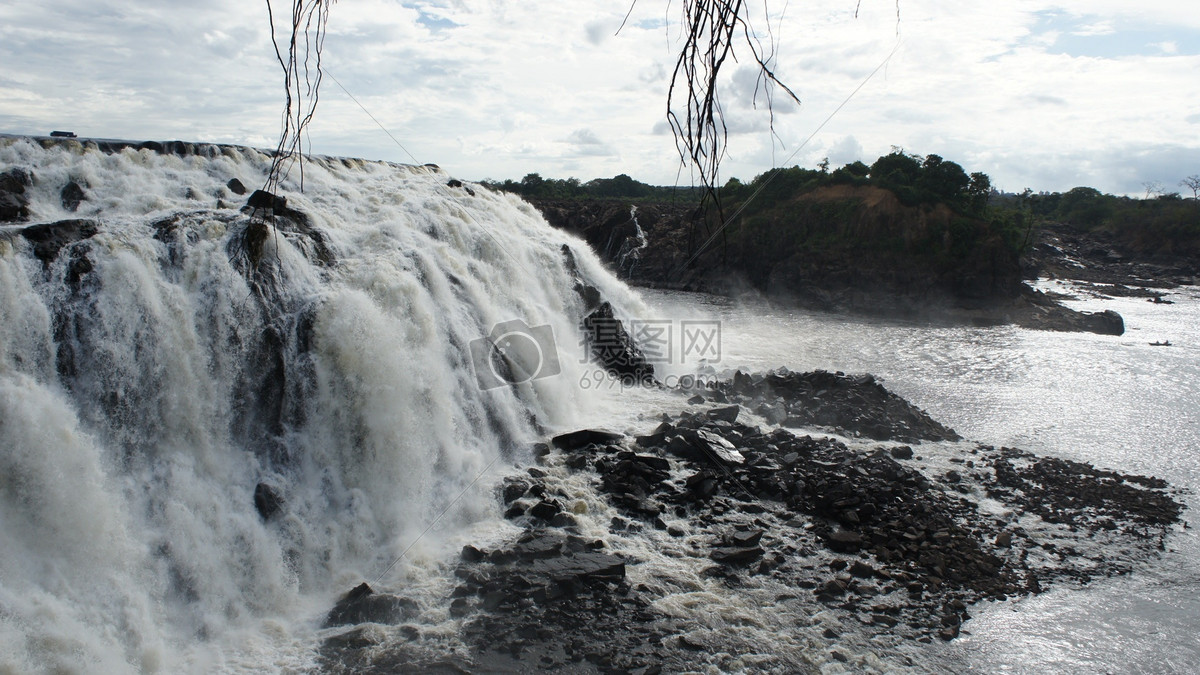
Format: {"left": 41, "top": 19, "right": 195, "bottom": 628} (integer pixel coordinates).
{"left": 0, "top": 0, "right": 1196, "bottom": 195}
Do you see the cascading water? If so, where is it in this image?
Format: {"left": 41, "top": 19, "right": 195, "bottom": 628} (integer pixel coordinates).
{"left": 0, "top": 137, "right": 648, "bottom": 672}
{"left": 612, "top": 205, "right": 648, "bottom": 277}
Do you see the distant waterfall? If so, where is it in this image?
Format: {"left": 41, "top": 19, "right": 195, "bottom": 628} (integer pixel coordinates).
{"left": 613, "top": 204, "right": 648, "bottom": 276}
{"left": 0, "top": 137, "right": 647, "bottom": 672}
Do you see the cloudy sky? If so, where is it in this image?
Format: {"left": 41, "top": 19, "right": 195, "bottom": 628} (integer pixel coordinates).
{"left": 1, "top": 1, "right": 1197, "bottom": 195}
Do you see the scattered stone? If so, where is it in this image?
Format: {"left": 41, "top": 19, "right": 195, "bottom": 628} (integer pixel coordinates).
{"left": 325, "top": 582, "right": 419, "bottom": 627}
{"left": 246, "top": 189, "right": 286, "bottom": 213}
{"left": 849, "top": 561, "right": 876, "bottom": 578}
{"left": 711, "top": 546, "right": 764, "bottom": 565}
{"left": 253, "top": 482, "right": 284, "bottom": 520}
{"left": 227, "top": 178, "right": 247, "bottom": 195}
{"left": 0, "top": 167, "right": 33, "bottom": 222}
{"left": 721, "top": 369, "right": 960, "bottom": 443}
{"left": 529, "top": 500, "right": 562, "bottom": 521}
{"left": 461, "top": 545, "right": 485, "bottom": 563}
{"left": 20, "top": 219, "right": 98, "bottom": 264}
{"left": 706, "top": 405, "right": 740, "bottom": 424}
{"left": 60, "top": 181, "right": 86, "bottom": 212}
{"left": 825, "top": 530, "right": 864, "bottom": 553}
{"left": 361, "top": 371, "right": 1184, "bottom": 670}
{"left": 582, "top": 302, "right": 655, "bottom": 382}
{"left": 552, "top": 429, "right": 623, "bottom": 451}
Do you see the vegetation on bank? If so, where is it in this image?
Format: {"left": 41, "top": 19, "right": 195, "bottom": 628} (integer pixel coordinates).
{"left": 711, "top": 152, "right": 1023, "bottom": 298}
{"left": 482, "top": 173, "right": 701, "bottom": 202}
{"left": 490, "top": 150, "right": 1200, "bottom": 280}
{"left": 995, "top": 186, "right": 1200, "bottom": 259}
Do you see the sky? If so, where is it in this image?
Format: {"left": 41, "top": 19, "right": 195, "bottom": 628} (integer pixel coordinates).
{"left": 1, "top": 1, "right": 1197, "bottom": 196}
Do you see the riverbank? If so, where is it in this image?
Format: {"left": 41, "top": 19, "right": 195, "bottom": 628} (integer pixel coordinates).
{"left": 319, "top": 370, "right": 1184, "bottom": 673}
{"left": 532, "top": 198, "right": 1155, "bottom": 336}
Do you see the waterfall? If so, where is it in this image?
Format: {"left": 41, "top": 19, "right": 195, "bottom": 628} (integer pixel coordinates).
{"left": 613, "top": 204, "right": 648, "bottom": 276}
{"left": 0, "top": 137, "right": 647, "bottom": 672}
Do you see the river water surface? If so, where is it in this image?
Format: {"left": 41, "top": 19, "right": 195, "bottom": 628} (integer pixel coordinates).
{"left": 633, "top": 283, "right": 1200, "bottom": 673}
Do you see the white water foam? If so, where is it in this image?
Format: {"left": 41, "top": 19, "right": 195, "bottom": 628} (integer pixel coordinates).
{"left": 0, "top": 137, "right": 649, "bottom": 672}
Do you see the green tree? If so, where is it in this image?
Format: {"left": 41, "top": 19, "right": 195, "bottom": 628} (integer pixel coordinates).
{"left": 967, "top": 172, "right": 992, "bottom": 213}
{"left": 918, "top": 154, "right": 970, "bottom": 203}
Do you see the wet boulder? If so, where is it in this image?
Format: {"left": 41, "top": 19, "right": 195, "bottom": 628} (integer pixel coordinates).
{"left": 246, "top": 189, "right": 287, "bottom": 213}
{"left": 581, "top": 302, "right": 655, "bottom": 382}
{"left": 1, "top": 167, "right": 34, "bottom": 222}
{"left": 60, "top": 181, "right": 86, "bottom": 212}
{"left": 21, "top": 219, "right": 99, "bottom": 265}
{"left": 253, "top": 482, "right": 284, "bottom": 520}
{"left": 552, "top": 429, "right": 623, "bottom": 451}
{"left": 325, "top": 582, "right": 420, "bottom": 627}
{"left": 665, "top": 428, "right": 745, "bottom": 465}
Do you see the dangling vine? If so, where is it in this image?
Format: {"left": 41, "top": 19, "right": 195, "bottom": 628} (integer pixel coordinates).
{"left": 263, "top": 0, "right": 335, "bottom": 198}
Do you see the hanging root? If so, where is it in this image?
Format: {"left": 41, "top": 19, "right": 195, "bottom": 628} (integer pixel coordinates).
{"left": 263, "top": 0, "right": 336, "bottom": 197}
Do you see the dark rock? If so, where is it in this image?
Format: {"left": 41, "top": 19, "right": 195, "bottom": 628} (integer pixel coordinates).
{"left": 717, "top": 369, "right": 960, "bottom": 443}
{"left": 536, "top": 551, "right": 626, "bottom": 584}
{"left": 21, "top": 219, "right": 99, "bottom": 264}
{"left": 253, "top": 482, "right": 284, "bottom": 520}
{"left": 60, "top": 181, "right": 86, "bottom": 212}
{"left": 1, "top": 167, "right": 34, "bottom": 221}
{"left": 818, "top": 579, "right": 848, "bottom": 596}
{"left": 449, "top": 596, "right": 470, "bottom": 618}
{"left": 730, "top": 529, "right": 764, "bottom": 547}
{"left": 994, "top": 531, "right": 1013, "bottom": 548}
{"left": 665, "top": 429, "right": 744, "bottom": 465}
{"left": 581, "top": 302, "right": 655, "bottom": 382}
{"left": 1085, "top": 309, "right": 1124, "bottom": 336}
{"left": 552, "top": 429, "right": 623, "bottom": 450}
{"left": 706, "top": 405, "right": 740, "bottom": 424}
{"left": 687, "top": 394, "right": 705, "bottom": 405}
{"left": 711, "top": 546, "right": 764, "bottom": 565}
{"left": 227, "top": 178, "right": 247, "bottom": 195}
{"left": 890, "top": 446, "right": 914, "bottom": 460}
{"left": 848, "top": 561, "right": 876, "bottom": 578}
{"left": 944, "top": 470, "right": 962, "bottom": 484}
{"left": 247, "top": 189, "right": 287, "bottom": 213}
{"left": 529, "top": 500, "right": 563, "bottom": 521}
{"left": 501, "top": 478, "right": 530, "bottom": 504}
{"left": 325, "top": 582, "right": 420, "bottom": 627}
{"left": 461, "top": 545, "right": 485, "bottom": 563}
{"left": 825, "top": 530, "right": 864, "bottom": 553}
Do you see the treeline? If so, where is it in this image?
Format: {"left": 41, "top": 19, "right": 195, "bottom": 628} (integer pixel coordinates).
{"left": 995, "top": 187, "right": 1200, "bottom": 258}
{"left": 711, "top": 152, "right": 1026, "bottom": 299}
{"left": 721, "top": 151, "right": 993, "bottom": 216}
{"left": 483, "top": 173, "right": 701, "bottom": 201}
{"left": 491, "top": 151, "right": 1199, "bottom": 260}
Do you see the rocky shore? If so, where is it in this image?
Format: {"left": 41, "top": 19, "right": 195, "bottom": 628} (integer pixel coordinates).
{"left": 1024, "top": 222, "right": 1199, "bottom": 297}
{"left": 532, "top": 198, "right": 1156, "bottom": 336}
{"left": 319, "top": 370, "right": 1183, "bottom": 673}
